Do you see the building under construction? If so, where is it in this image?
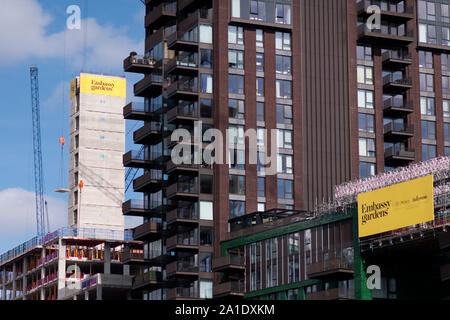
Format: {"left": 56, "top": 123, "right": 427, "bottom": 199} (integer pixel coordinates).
{"left": 0, "top": 228, "right": 140, "bottom": 300}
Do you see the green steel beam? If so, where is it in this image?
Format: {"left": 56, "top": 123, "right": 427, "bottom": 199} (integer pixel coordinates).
{"left": 243, "top": 279, "right": 320, "bottom": 299}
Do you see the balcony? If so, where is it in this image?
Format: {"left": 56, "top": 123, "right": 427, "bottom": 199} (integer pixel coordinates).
{"left": 167, "top": 78, "right": 199, "bottom": 101}
{"left": 122, "top": 249, "right": 145, "bottom": 264}
{"left": 213, "top": 280, "right": 245, "bottom": 299}
{"left": 123, "top": 102, "right": 160, "bottom": 121}
{"left": 383, "top": 98, "right": 414, "bottom": 117}
{"left": 212, "top": 255, "right": 245, "bottom": 273}
{"left": 357, "top": 1, "right": 414, "bottom": 22}
{"left": 166, "top": 287, "right": 200, "bottom": 300}
{"left": 178, "top": 0, "right": 199, "bottom": 12}
{"left": 167, "top": 129, "right": 195, "bottom": 149}
{"left": 133, "top": 171, "right": 164, "bottom": 193}
{"left": 133, "top": 122, "right": 165, "bottom": 145}
{"left": 357, "top": 24, "right": 414, "bottom": 45}
{"left": 382, "top": 51, "right": 412, "bottom": 68}
{"left": 123, "top": 150, "right": 151, "bottom": 169}
{"left": 134, "top": 74, "right": 163, "bottom": 97}
{"left": 166, "top": 55, "right": 199, "bottom": 76}
{"left": 306, "top": 287, "right": 355, "bottom": 300}
{"left": 145, "top": 1, "right": 176, "bottom": 30}
{"left": 133, "top": 270, "right": 164, "bottom": 290}
{"left": 383, "top": 74, "right": 412, "bottom": 93}
{"left": 133, "top": 221, "right": 162, "bottom": 241}
{"left": 166, "top": 208, "right": 199, "bottom": 226}
{"left": 307, "top": 258, "right": 354, "bottom": 279}
{"left": 384, "top": 146, "right": 415, "bottom": 166}
{"left": 167, "top": 104, "right": 199, "bottom": 125}
{"left": 123, "top": 54, "right": 156, "bottom": 74}
{"left": 166, "top": 260, "right": 198, "bottom": 278}
{"left": 384, "top": 122, "right": 414, "bottom": 142}
{"left": 166, "top": 160, "right": 200, "bottom": 174}
{"left": 166, "top": 234, "right": 199, "bottom": 252}
{"left": 122, "top": 199, "right": 168, "bottom": 217}
{"left": 167, "top": 31, "right": 199, "bottom": 52}
{"left": 166, "top": 180, "right": 199, "bottom": 200}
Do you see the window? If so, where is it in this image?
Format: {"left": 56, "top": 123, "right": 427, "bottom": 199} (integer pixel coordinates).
{"left": 200, "top": 279, "right": 213, "bottom": 299}
{"left": 444, "top": 123, "right": 450, "bottom": 141}
{"left": 275, "top": 32, "right": 291, "bottom": 51}
{"left": 257, "top": 127, "right": 265, "bottom": 146}
{"left": 200, "top": 175, "right": 213, "bottom": 194}
{"left": 422, "top": 144, "right": 436, "bottom": 161}
{"left": 200, "top": 253, "right": 212, "bottom": 272}
{"left": 358, "top": 113, "right": 374, "bottom": 133}
{"left": 257, "top": 151, "right": 265, "bottom": 173}
{"left": 418, "top": 51, "right": 433, "bottom": 69}
{"left": 229, "top": 74, "right": 244, "bottom": 94}
{"left": 200, "top": 98, "right": 212, "bottom": 118}
{"left": 442, "top": 4, "right": 450, "bottom": 23}
{"left": 357, "top": 65, "right": 373, "bottom": 85}
{"left": 443, "top": 76, "right": 450, "bottom": 94}
{"left": 229, "top": 200, "right": 245, "bottom": 218}
{"left": 277, "top": 129, "right": 292, "bottom": 149}
{"left": 229, "top": 99, "right": 245, "bottom": 119}
{"left": 445, "top": 146, "right": 450, "bottom": 156}
{"left": 359, "top": 138, "right": 376, "bottom": 157}
{"left": 228, "top": 26, "right": 244, "bottom": 45}
{"left": 276, "top": 55, "right": 291, "bottom": 75}
{"left": 229, "top": 148, "right": 245, "bottom": 169}
{"left": 256, "top": 53, "right": 264, "bottom": 72}
{"left": 276, "top": 80, "right": 292, "bottom": 99}
{"left": 277, "top": 153, "right": 293, "bottom": 174}
{"left": 232, "top": 0, "right": 241, "bottom": 18}
{"left": 278, "top": 179, "right": 293, "bottom": 199}
{"left": 257, "top": 203, "right": 265, "bottom": 212}
{"left": 420, "top": 73, "right": 434, "bottom": 92}
{"left": 442, "top": 27, "right": 450, "bottom": 46}
{"left": 199, "top": 24, "right": 212, "bottom": 44}
{"left": 418, "top": 0, "right": 436, "bottom": 21}
{"left": 200, "top": 201, "right": 213, "bottom": 220}
{"left": 200, "top": 49, "right": 213, "bottom": 68}
{"left": 200, "top": 227, "right": 213, "bottom": 246}
{"left": 250, "top": 0, "right": 266, "bottom": 21}
{"left": 228, "top": 49, "right": 244, "bottom": 69}
{"left": 360, "top": 162, "right": 375, "bottom": 179}
{"left": 442, "top": 54, "right": 450, "bottom": 71}
{"left": 257, "top": 102, "right": 264, "bottom": 121}
{"left": 229, "top": 125, "right": 245, "bottom": 145}
{"left": 444, "top": 100, "right": 450, "bottom": 117}
{"left": 200, "top": 74, "right": 213, "bottom": 93}
{"left": 419, "top": 24, "right": 436, "bottom": 44}
{"left": 256, "top": 29, "right": 263, "bottom": 47}
{"left": 357, "top": 45, "right": 372, "bottom": 61}
{"left": 229, "top": 175, "right": 245, "bottom": 195}
{"left": 257, "top": 77, "right": 264, "bottom": 96}
{"left": 420, "top": 97, "right": 435, "bottom": 116}
{"left": 358, "top": 89, "right": 374, "bottom": 109}
{"left": 257, "top": 177, "right": 265, "bottom": 197}
{"left": 276, "top": 104, "right": 293, "bottom": 124}
{"left": 275, "top": 3, "right": 291, "bottom": 24}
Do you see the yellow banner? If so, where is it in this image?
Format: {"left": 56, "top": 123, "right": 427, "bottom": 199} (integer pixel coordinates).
{"left": 70, "top": 78, "right": 77, "bottom": 99}
{"left": 79, "top": 74, "right": 126, "bottom": 97}
{"left": 357, "top": 175, "right": 434, "bottom": 238}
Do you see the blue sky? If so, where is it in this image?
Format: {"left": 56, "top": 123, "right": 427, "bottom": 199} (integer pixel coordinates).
{"left": 0, "top": 0, "right": 146, "bottom": 253}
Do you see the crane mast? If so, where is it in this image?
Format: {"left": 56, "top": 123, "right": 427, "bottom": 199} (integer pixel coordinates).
{"left": 30, "top": 65, "right": 49, "bottom": 237}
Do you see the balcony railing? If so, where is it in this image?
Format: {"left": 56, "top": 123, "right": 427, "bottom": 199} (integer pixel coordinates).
{"left": 166, "top": 234, "right": 199, "bottom": 250}
{"left": 357, "top": 0, "right": 414, "bottom": 16}
{"left": 213, "top": 280, "right": 245, "bottom": 298}
{"left": 166, "top": 259, "right": 198, "bottom": 275}
{"left": 307, "top": 258, "right": 354, "bottom": 278}
{"left": 383, "top": 74, "right": 412, "bottom": 87}
{"left": 123, "top": 54, "right": 156, "bottom": 73}
{"left": 133, "top": 221, "right": 161, "bottom": 240}
{"left": 166, "top": 180, "right": 199, "bottom": 198}
{"left": 383, "top": 122, "right": 414, "bottom": 135}
{"left": 145, "top": 1, "right": 177, "bottom": 29}
{"left": 357, "top": 24, "right": 414, "bottom": 43}
{"left": 212, "top": 254, "right": 245, "bottom": 272}
{"left": 122, "top": 250, "right": 144, "bottom": 263}
{"left": 382, "top": 50, "right": 412, "bottom": 63}
{"left": 306, "top": 287, "right": 355, "bottom": 300}
{"left": 167, "top": 78, "right": 199, "bottom": 98}
{"left": 134, "top": 270, "right": 162, "bottom": 287}
{"left": 384, "top": 146, "right": 415, "bottom": 160}
{"left": 167, "top": 286, "right": 199, "bottom": 300}
{"left": 167, "top": 208, "right": 199, "bottom": 223}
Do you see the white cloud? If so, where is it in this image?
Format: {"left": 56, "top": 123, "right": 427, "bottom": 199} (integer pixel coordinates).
{"left": 0, "top": 188, "right": 67, "bottom": 237}
{"left": 0, "top": 0, "right": 144, "bottom": 71}
{"left": 42, "top": 81, "right": 69, "bottom": 110}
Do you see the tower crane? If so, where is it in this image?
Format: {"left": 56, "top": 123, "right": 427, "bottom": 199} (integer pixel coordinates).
{"left": 30, "top": 65, "right": 50, "bottom": 237}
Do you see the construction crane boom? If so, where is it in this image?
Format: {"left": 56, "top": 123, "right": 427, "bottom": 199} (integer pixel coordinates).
{"left": 30, "top": 65, "right": 50, "bottom": 237}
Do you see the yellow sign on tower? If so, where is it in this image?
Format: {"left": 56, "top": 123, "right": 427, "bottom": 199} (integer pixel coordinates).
{"left": 79, "top": 74, "right": 126, "bottom": 98}
{"left": 357, "top": 175, "right": 434, "bottom": 238}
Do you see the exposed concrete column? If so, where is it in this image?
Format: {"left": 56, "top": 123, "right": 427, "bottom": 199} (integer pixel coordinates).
{"left": 57, "top": 238, "right": 66, "bottom": 292}
{"left": 22, "top": 257, "right": 27, "bottom": 300}
{"left": 11, "top": 263, "right": 16, "bottom": 299}
{"left": 104, "top": 243, "right": 111, "bottom": 275}
{"left": 96, "top": 285, "right": 102, "bottom": 300}
{"left": 1, "top": 268, "right": 6, "bottom": 300}
{"left": 40, "top": 247, "right": 46, "bottom": 300}
{"left": 123, "top": 264, "right": 130, "bottom": 276}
